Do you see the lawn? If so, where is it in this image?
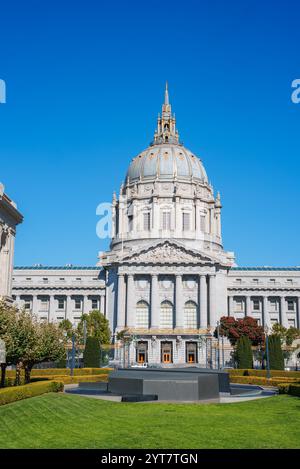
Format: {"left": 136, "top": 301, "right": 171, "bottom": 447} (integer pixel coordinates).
{"left": 0, "top": 394, "right": 300, "bottom": 449}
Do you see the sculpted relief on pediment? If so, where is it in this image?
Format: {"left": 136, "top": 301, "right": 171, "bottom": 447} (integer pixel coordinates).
{"left": 122, "top": 242, "right": 213, "bottom": 265}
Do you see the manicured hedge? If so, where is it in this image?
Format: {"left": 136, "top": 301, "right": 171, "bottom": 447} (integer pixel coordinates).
{"left": 0, "top": 380, "right": 64, "bottom": 406}
{"left": 227, "top": 369, "right": 300, "bottom": 379}
{"left": 32, "top": 374, "right": 109, "bottom": 385}
{"left": 230, "top": 375, "right": 300, "bottom": 387}
{"left": 6, "top": 367, "right": 112, "bottom": 378}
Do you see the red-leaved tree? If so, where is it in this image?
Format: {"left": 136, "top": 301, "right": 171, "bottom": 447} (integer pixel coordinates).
{"left": 215, "top": 316, "right": 265, "bottom": 346}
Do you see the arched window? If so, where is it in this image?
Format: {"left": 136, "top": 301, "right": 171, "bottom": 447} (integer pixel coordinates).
{"left": 160, "top": 300, "right": 173, "bottom": 329}
{"left": 136, "top": 301, "right": 149, "bottom": 328}
{"left": 184, "top": 301, "right": 198, "bottom": 329}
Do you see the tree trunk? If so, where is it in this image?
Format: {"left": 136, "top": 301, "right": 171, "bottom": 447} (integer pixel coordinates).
{"left": 14, "top": 362, "right": 22, "bottom": 386}
{"left": 24, "top": 363, "right": 33, "bottom": 384}
{"left": 0, "top": 363, "right": 7, "bottom": 388}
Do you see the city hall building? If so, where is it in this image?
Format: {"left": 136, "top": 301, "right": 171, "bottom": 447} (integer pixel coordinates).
{"left": 11, "top": 86, "right": 300, "bottom": 366}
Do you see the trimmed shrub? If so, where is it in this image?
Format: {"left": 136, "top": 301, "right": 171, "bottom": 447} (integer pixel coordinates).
{"left": 226, "top": 369, "right": 300, "bottom": 379}
{"left": 236, "top": 336, "right": 253, "bottom": 369}
{"left": 230, "top": 375, "right": 300, "bottom": 387}
{"left": 6, "top": 368, "right": 111, "bottom": 378}
{"left": 289, "top": 384, "right": 300, "bottom": 397}
{"left": 268, "top": 335, "right": 284, "bottom": 370}
{"left": 83, "top": 337, "right": 101, "bottom": 368}
{"left": 30, "top": 374, "right": 109, "bottom": 385}
{"left": 0, "top": 380, "right": 64, "bottom": 406}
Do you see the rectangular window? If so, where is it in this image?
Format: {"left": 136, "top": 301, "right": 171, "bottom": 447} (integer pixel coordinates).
{"left": 40, "top": 298, "right": 49, "bottom": 311}
{"left": 287, "top": 279, "right": 293, "bottom": 284}
{"left": 200, "top": 215, "right": 206, "bottom": 232}
{"left": 288, "top": 318, "right": 296, "bottom": 328}
{"left": 92, "top": 298, "right": 98, "bottom": 310}
{"left": 253, "top": 300, "right": 260, "bottom": 311}
{"left": 271, "top": 318, "right": 278, "bottom": 325}
{"left": 143, "top": 212, "right": 151, "bottom": 231}
{"left": 74, "top": 298, "right": 82, "bottom": 310}
{"left": 269, "top": 279, "right": 276, "bottom": 283}
{"left": 58, "top": 298, "right": 65, "bottom": 310}
{"left": 24, "top": 299, "right": 31, "bottom": 310}
{"left": 235, "top": 299, "right": 244, "bottom": 311}
{"left": 253, "top": 279, "right": 259, "bottom": 284}
{"left": 162, "top": 211, "right": 171, "bottom": 230}
{"left": 26, "top": 277, "right": 32, "bottom": 281}
{"left": 128, "top": 215, "right": 133, "bottom": 232}
{"left": 235, "top": 278, "right": 242, "bottom": 284}
{"left": 43, "top": 278, "right": 48, "bottom": 283}
{"left": 59, "top": 278, "right": 65, "bottom": 281}
{"left": 287, "top": 300, "right": 295, "bottom": 311}
{"left": 182, "top": 212, "right": 190, "bottom": 231}
{"left": 269, "top": 299, "right": 278, "bottom": 311}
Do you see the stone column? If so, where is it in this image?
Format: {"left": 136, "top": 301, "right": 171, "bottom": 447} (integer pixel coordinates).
{"left": 126, "top": 274, "right": 135, "bottom": 327}
{"left": 246, "top": 296, "right": 251, "bottom": 317}
{"left": 100, "top": 294, "right": 105, "bottom": 315}
{"left": 175, "top": 196, "right": 181, "bottom": 237}
{"left": 151, "top": 274, "right": 159, "bottom": 328}
{"left": 263, "top": 296, "right": 270, "bottom": 328}
{"left": 208, "top": 275, "right": 216, "bottom": 328}
{"left": 280, "top": 296, "right": 289, "bottom": 328}
{"left": 152, "top": 196, "right": 159, "bottom": 237}
{"left": 297, "top": 297, "right": 300, "bottom": 329}
{"left": 49, "top": 295, "right": 56, "bottom": 323}
{"left": 32, "top": 295, "right": 38, "bottom": 316}
{"left": 199, "top": 275, "right": 207, "bottom": 328}
{"left": 83, "top": 296, "right": 90, "bottom": 315}
{"left": 66, "top": 295, "right": 72, "bottom": 321}
{"left": 175, "top": 274, "right": 183, "bottom": 328}
{"left": 228, "top": 296, "right": 234, "bottom": 316}
{"left": 117, "top": 273, "right": 126, "bottom": 329}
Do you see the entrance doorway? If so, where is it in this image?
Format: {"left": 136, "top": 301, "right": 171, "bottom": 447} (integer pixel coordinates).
{"left": 136, "top": 341, "right": 148, "bottom": 364}
{"left": 186, "top": 342, "right": 197, "bottom": 364}
{"left": 161, "top": 342, "right": 173, "bottom": 364}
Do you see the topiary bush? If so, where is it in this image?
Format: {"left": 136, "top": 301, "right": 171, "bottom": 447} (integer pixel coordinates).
{"left": 83, "top": 337, "right": 101, "bottom": 368}
{"left": 236, "top": 336, "right": 253, "bottom": 369}
{"left": 0, "top": 380, "right": 64, "bottom": 406}
{"left": 268, "top": 335, "right": 284, "bottom": 370}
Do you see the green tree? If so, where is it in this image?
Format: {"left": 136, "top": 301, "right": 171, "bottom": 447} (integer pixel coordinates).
{"left": 78, "top": 310, "right": 111, "bottom": 344}
{"left": 83, "top": 336, "right": 101, "bottom": 367}
{"left": 268, "top": 334, "right": 284, "bottom": 370}
{"left": 235, "top": 336, "right": 253, "bottom": 369}
{"left": 0, "top": 301, "right": 18, "bottom": 387}
{"left": 58, "top": 319, "right": 74, "bottom": 340}
{"left": 23, "top": 321, "right": 66, "bottom": 383}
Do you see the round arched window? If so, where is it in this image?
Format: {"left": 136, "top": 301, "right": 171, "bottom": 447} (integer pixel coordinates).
{"left": 136, "top": 301, "right": 149, "bottom": 329}
{"left": 160, "top": 301, "right": 173, "bottom": 329}
{"left": 184, "top": 301, "right": 198, "bottom": 329}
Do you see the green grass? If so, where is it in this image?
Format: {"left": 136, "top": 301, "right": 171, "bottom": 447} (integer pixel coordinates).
{"left": 0, "top": 394, "right": 300, "bottom": 448}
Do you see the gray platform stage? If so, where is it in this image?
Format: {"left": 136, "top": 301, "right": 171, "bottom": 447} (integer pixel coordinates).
{"left": 107, "top": 367, "right": 230, "bottom": 402}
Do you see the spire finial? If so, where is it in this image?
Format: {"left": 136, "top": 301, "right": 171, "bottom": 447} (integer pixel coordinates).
{"left": 152, "top": 83, "right": 180, "bottom": 145}
{"left": 164, "top": 81, "right": 169, "bottom": 105}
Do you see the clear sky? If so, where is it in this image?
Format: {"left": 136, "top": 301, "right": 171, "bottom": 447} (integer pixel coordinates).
{"left": 0, "top": 0, "right": 299, "bottom": 267}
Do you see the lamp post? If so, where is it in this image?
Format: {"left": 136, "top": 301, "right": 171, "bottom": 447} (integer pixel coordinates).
{"left": 265, "top": 326, "right": 271, "bottom": 379}
{"left": 216, "top": 321, "right": 220, "bottom": 370}
{"left": 71, "top": 333, "right": 76, "bottom": 377}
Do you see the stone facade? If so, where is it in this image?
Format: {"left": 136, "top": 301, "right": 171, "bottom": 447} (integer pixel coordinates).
{"left": 11, "top": 85, "right": 300, "bottom": 367}
{"left": 0, "top": 183, "right": 23, "bottom": 302}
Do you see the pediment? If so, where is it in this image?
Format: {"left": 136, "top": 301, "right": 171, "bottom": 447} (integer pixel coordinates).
{"left": 120, "top": 241, "right": 216, "bottom": 265}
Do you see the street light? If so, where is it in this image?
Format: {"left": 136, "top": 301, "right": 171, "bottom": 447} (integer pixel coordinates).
{"left": 216, "top": 321, "right": 220, "bottom": 370}
{"left": 264, "top": 326, "right": 271, "bottom": 379}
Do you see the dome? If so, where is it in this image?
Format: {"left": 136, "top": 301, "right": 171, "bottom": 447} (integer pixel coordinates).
{"left": 126, "top": 143, "right": 208, "bottom": 183}
{"left": 126, "top": 83, "right": 208, "bottom": 185}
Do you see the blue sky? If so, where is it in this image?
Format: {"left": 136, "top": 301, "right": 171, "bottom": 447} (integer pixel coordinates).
{"left": 0, "top": 0, "right": 299, "bottom": 267}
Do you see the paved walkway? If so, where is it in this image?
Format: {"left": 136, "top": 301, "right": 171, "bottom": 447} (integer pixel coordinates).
{"left": 64, "top": 383, "right": 276, "bottom": 404}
